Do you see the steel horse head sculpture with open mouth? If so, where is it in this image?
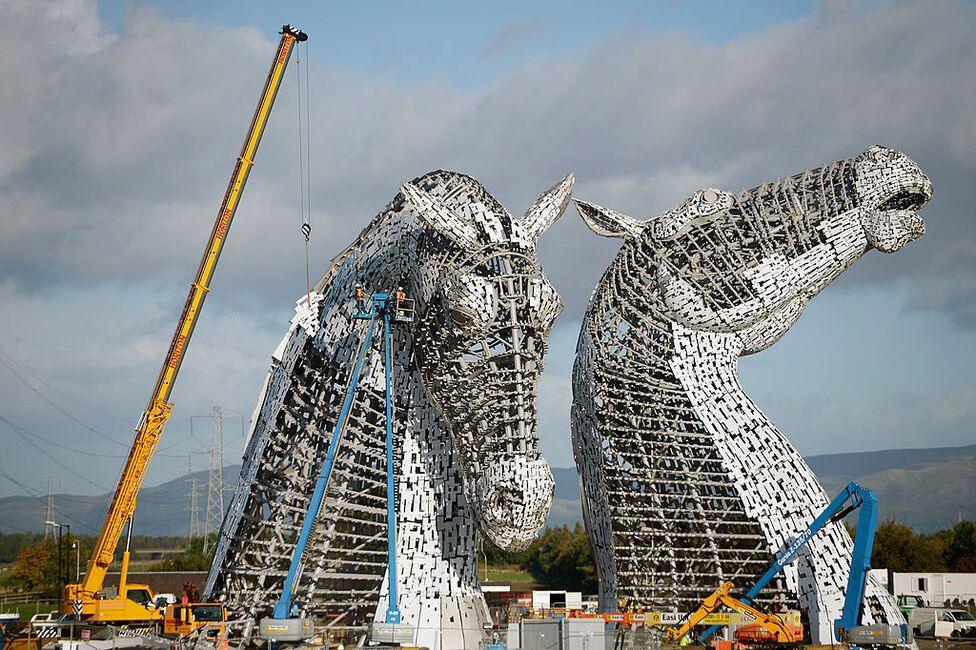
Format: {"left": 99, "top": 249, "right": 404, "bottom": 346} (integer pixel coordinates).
{"left": 572, "top": 145, "right": 932, "bottom": 643}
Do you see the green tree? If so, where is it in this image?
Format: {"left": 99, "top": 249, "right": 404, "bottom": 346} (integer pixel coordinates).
{"left": 943, "top": 521, "right": 976, "bottom": 572}
{"left": 870, "top": 520, "right": 946, "bottom": 572}
{"left": 523, "top": 524, "right": 597, "bottom": 592}
{"left": 148, "top": 537, "right": 213, "bottom": 572}
{"left": 8, "top": 539, "right": 60, "bottom": 595}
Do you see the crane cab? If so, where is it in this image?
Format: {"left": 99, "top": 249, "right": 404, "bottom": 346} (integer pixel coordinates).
{"left": 64, "top": 580, "right": 162, "bottom": 623}
{"left": 163, "top": 602, "right": 227, "bottom": 638}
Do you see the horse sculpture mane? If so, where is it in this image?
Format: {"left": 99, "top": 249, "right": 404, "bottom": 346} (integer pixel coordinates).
{"left": 571, "top": 146, "right": 932, "bottom": 643}
{"left": 206, "top": 169, "right": 573, "bottom": 649}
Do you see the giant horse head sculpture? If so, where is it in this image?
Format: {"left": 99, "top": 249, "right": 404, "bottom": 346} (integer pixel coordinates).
{"left": 399, "top": 171, "right": 572, "bottom": 549}
{"left": 575, "top": 145, "right": 932, "bottom": 351}
{"left": 569, "top": 146, "right": 932, "bottom": 632}
{"left": 207, "top": 171, "right": 572, "bottom": 642}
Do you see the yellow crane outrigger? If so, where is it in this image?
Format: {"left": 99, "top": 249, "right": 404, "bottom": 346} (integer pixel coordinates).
{"left": 62, "top": 24, "right": 308, "bottom": 625}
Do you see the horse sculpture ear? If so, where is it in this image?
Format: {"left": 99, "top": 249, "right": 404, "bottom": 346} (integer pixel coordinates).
{"left": 400, "top": 181, "right": 482, "bottom": 251}
{"left": 575, "top": 199, "right": 646, "bottom": 240}
{"left": 521, "top": 172, "right": 574, "bottom": 243}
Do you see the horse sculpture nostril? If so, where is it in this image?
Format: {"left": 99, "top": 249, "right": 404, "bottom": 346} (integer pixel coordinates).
{"left": 861, "top": 208, "right": 926, "bottom": 253}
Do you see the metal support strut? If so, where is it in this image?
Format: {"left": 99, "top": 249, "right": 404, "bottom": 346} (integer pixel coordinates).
{"left": 272, "top": 316, "right": 377, "bottom": 619}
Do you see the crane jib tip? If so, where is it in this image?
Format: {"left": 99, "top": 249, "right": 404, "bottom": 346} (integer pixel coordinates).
{"left": 281, "top": 25, "right": 309, "bottom": 42}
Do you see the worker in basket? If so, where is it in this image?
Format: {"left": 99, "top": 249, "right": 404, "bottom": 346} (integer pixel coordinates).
{"left": 355, "top": 284, "right": 367, "bottom": 312}
{"left": 393, "top": 286, "right": 409, "bottom": 320}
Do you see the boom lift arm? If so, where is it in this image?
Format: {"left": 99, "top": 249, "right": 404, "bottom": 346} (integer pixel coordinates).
{"left": 64, "top": 25, "right": 307, "bottom": 622}
{"left": 260, "top": 292, "right": 413, "bottom": 644}
{"left": 698, "top": 481, "right": 898, "bottom": 644}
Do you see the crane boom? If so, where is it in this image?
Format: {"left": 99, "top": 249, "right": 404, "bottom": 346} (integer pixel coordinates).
{"left": 65, "top": 25, "right": 307, "bottom": 619}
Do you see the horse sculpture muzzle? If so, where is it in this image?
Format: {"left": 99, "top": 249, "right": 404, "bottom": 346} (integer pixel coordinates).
{"left": 855, "top": 145, "right": 933, "bottom": 252}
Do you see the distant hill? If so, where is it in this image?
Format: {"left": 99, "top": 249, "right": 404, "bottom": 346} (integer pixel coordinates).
{"left": 805, "top": 444, "right": 976, "bottom": 480}
{"left": 2, "top": 444, "right": 973, "bottom": 536}
{"left": 810, "top": 444, "right": 976, "bottom": 533}
{"left": 0, "top": 466, "right": 241, "bottom": 537}
{"left": 546, "top": 444, "right": 976, "bottom": 534}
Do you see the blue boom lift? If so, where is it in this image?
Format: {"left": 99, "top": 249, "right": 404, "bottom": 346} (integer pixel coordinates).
{"left": 258, "top": 290, "right": 414, "bottom": 645}
{"left": 694, "top": 481, "right": 908, "bottom": 647}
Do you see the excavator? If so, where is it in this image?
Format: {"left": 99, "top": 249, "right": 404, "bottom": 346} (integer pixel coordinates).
{"left": 59, "top": 24, "right": 307, "bottom": 631}
{"left": 664, "top": 582, "right": 801, "bottom": 646}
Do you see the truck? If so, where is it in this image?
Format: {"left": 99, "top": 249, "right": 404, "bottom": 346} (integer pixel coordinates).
{"left": 162, "top": 602, "right": 228, "bottom": 638}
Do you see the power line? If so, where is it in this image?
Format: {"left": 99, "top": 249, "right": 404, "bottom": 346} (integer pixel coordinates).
{"left": 0, "top": 519, "right": 31, "bottom": 534}
{"left": 0, "top": 467, "right": 96, "bottom": 533}
{"left": 0, "top": 412, "right": 125, "bottom": 459}
{"left": 0, "top": 414, "right": 109, "bottom": 491}
{"left": 0, "top": 350, "right": 202, "bottom": 454}
{"left": 0, "top": 349, "right": 131, "bottom": 423}
{"left": 0, "top": 409, "right": 210, "bottom": 460}
{"left": 0, "top": 351, "right": 128, "bottom": 448}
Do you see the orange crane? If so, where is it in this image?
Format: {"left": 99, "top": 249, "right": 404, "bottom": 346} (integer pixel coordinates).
{"left": 61, "top": 24, "right": 307, "bottom": 626}
{"left": 665, "top": 582, "right": 801, "bottom": 645}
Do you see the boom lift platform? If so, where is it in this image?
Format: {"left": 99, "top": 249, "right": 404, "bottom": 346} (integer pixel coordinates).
{"left": 60, "top": 24, "right": 307, "bottom": 630}
{"left": 678, "top": 482, "right": 909, "bottom": 648}
{"left": 259, "top": 290, "right": 413, "bottom": 645}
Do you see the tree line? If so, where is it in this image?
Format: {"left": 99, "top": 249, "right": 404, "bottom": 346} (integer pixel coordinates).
{"left": 0, "top": 532, "right": 210, "bottom": 597}
{"left": 865, "top": 519, "right": 976, "bottom": 573}
{"left": 1, "top": 519, "right": 974, "bottom": 597}
{"left": 0, "top": 532, "right": 188, "bottom": 565}
{"left": 491, "top": 519, "right": 976, "bottom": 592}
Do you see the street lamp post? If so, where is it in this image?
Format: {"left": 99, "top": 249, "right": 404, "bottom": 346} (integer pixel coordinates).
{"left": 65, "top": 524, "right": 71, "bottom": 595}
{"left": 72, "top": 539, "right": 80, "bottom": 581}
{"left": 45, "top": 519, "right": 62, "bottom": 616}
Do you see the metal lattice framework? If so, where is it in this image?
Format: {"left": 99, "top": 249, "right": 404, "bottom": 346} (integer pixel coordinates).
{"left": 571, "top": 146, "right": 932, "bottom": 643}
{"left": 205, "top": 170, "right": 572, "bottom": 649}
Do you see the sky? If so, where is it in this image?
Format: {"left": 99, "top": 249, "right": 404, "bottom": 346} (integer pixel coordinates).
{"left": 0, "top": 0, "right": 974, "bottom": 513}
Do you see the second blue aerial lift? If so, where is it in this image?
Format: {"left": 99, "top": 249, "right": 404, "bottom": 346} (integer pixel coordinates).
{"left": 259, "top": 290, "right": 413, "bottom": 646}
{"left": 690, "top": 481, "right": 909, "bottom": 647}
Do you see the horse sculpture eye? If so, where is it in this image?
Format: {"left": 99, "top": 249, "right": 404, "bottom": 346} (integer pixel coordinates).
{"left": 448, "top": 307, "right": 475, "bottom": 326}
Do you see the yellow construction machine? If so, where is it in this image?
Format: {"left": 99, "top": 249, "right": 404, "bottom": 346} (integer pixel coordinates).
{"left": 162, "top": 602, "right": 228, "bottom": 638}
{"left": 61, "top": 24, "right": 307, "bottom": 627}
{"left": 665, "top": 581, "right": 801, "bottom": 646}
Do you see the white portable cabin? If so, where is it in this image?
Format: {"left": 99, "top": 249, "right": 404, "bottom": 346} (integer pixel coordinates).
{"left": 893, "top": 572, "right": 976, "bottom": 606}
{"left": 531, "top": 590, "right": 583, "bottom": 610}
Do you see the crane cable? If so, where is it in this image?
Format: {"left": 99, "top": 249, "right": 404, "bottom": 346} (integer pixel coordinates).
{"left": 296, "top": 38, "right": 313, "bottom": 306}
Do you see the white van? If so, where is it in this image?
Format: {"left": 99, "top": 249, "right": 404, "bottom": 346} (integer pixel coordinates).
{"left": 910, "top": 607, "right": 976, "bottom": 638}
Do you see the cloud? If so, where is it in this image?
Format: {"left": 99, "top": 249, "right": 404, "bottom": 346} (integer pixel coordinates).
{"left": 3, "top": 1, "right": 975, "bottom": 321}
{"left": 1, "top": 0, "right": 975, "bottom": 491}
{"left": 935, "top": 386, "right": 976, "bottom": 425}
{"left": 481, "top": 16, "right": 553, "bottom": 57}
